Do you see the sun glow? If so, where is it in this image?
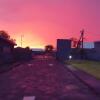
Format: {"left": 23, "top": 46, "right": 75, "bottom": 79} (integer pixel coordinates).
{"left": 14, "top": 32, "right": 45, "bottom": 48}
{"left": 0, "top": 0, "right": 99, "bottom": 48}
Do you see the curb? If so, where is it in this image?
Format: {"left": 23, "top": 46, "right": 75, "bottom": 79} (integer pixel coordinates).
{"left": 0, "top": 62, "right": 21, "bottom": 74}
{"left": 66, "top": 65, "right": 100, "bottom": 97}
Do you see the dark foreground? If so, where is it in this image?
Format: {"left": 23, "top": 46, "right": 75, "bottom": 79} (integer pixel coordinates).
{"left": 0, "top": 57, "right": 100, "bottom": 100}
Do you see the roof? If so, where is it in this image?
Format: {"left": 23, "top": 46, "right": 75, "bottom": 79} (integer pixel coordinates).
{"left": 0, "top": 36, "right": 17, "bottom": 46}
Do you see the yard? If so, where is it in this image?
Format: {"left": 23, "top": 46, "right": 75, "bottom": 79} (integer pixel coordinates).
{"left": 67, "top": 60, "right": 100, "bottom": 79}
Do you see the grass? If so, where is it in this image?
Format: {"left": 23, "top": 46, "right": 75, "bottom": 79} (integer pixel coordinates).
{"left": 67, "top": 60, "right": 100, "bottom": 79}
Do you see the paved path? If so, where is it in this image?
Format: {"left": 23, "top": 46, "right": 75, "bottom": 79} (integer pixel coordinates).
{"left": 0, "top": 58, "right": 100, "bottom": 100}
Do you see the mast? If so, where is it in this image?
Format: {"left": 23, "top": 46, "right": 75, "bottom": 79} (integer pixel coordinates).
{"left": 76, "top": 29, "right": 85, "bottom": 59}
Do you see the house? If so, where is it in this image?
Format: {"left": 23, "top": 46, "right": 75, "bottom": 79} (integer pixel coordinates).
{"left": 0, "top": 36, "right": 16, "bottom": 64}
{"left": 56, "top": 39, "right": 100, "bottom": 61}
{"left": 71, "top": 41, "right": 100, "bottom": 61}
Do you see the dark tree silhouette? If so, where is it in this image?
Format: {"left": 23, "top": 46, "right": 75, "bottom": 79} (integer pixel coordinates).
{"left": 0, "top": 30, "right": 10, "bottom": 39}
{"left": 0, "top": 30, "right": 16, "bottom": 44}
{"left": 10, "top": 39, "right": 16, "bottom": 44}
{"left": 45, "top": 45, "right": 54, "bottom": 53}
{"left": 70, "top": 37, "right": 78, "bottom": 48}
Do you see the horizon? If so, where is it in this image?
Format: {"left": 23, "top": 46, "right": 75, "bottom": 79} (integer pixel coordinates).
{"left": 29, "top": 42, "right": 95, "bottom": 49}
{"left": 0, "top": 0, "right": 100, "bottom": 48}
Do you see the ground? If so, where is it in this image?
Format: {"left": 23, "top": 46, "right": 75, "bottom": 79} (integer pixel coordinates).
{"left": 68, "top": 60, "right": 100, "bottom": 79}
{"left": 0, "top": 57, "right": 100, "bottom": 100}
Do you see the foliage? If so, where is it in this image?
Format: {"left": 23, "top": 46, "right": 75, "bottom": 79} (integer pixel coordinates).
{"left": 45, "top": 45, "right": 54, "bottom": 53}
{"left": 13, "top": 47, "right": 32, "bottom": 61}
{"left": 0, "top": 30, "right": 16, "bottom": 44}
{"left": 0, "top": 30, "right": 10, "bottom": 39}
{"left": 70, "top": 37, "right": 78, "bottom": 48}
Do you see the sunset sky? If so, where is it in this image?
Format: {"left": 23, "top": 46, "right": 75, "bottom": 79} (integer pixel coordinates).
{"left": 0, "top": 0, "right": 100, "bottom": 48}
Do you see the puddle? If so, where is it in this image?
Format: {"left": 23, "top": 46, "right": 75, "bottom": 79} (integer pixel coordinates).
{"left": 27, "top": 64, "right": 33, "bottom": 66}
{"left": 23, "top": 96, "right": 36, "bottom": 100}
{"left": 48, "top": 64, "right": 53, "bottom": 66}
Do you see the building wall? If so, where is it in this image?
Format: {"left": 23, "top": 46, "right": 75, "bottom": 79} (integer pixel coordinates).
{"left": 93, "top": 42, "right": 100, "bottom": 61}
{"left": 56, "top": 39, "right": 71, "bottom": 61}
{"left": 0, "top": 40, "right": 14, "bottom": 64}
{"left": 71, "top": 41, "right": 100, "bottom": 61}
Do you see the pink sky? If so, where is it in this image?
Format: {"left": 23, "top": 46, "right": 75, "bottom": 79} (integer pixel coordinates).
{"left": 0, "top": 0, "right": 100, "bottom": 48}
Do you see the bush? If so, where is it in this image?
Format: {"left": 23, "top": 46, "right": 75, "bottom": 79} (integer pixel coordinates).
{"left": 13, "top": 47, "right": 32, "bottom": 61}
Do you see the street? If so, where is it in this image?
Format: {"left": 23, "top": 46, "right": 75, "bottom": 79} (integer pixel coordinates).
{"left": 0, "top": 57, "right": 100, "bottom": 100}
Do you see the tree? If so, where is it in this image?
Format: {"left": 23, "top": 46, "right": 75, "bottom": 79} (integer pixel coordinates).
{"left": 0, "top": 30, "right": 16, "bottom": 44}
{"left": 70, "top": 37, "right": 78, "bottom": 48}
{"left": 45, "top": 45, "right": 54, "bottom": 53}
{"left": 0, "top": 30, "right": 10, "bottom": 39}
{"left": 10, "top": 39, "right": 16, "bottom": 44}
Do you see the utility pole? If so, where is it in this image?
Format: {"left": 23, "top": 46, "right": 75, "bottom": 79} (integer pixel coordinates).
{"left": 80, "top": 29, "right": 84, "bottom": 59}
{"left": 81, "top": 29, "right": 84, "bottom": 49}
{"left": 77, "top": 29, "right": 84, "bottom": 49}
{"left": 21, "top": 35, "right": 24, "bottom": 47}
{"left": 76, "top": 29, "right": 85, "bottom": 59}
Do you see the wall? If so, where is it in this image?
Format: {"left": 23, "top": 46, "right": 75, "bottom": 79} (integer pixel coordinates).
{"left": 71, "top": 41, "right": 100, "bottom": 61}
{"left": 56, "top": 39, "right": 71, "bottom": 61}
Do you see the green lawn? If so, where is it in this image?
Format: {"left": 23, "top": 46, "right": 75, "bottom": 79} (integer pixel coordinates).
{"left": 67, "top": 60, "right": 100, "bottom": 79}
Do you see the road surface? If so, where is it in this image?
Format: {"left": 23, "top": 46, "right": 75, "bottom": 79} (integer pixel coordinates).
{"left": 0, "top": 57, "right": 100, "bottom": 100}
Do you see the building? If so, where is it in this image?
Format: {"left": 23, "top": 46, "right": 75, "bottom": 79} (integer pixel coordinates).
{"left": 71, "top": 41, "right": 100, "bottom": 61}
{"left": 0, "top": 37, "right": 16, "bottom": 64}
{"left": 56, "top": 39, "right": 100, "bottom": 61}
{"left": 56, "top": 39, "right": 71, "bottom": 61}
